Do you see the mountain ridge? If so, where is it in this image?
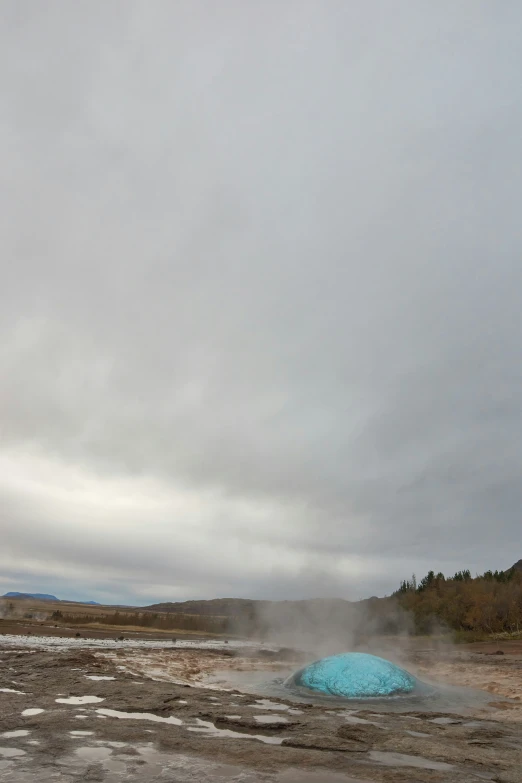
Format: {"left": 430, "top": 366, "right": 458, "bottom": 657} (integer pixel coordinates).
{"left": 3, "top": 592, "right": 59, "bottom": 601}
{"left": 2, "top": 592, "right": 99, "bottom": 605}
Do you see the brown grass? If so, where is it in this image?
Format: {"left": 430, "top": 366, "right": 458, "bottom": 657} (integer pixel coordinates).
{"left": 75, "top": 622, "right": 223, "bottom": 636}
{"left": 0, "top": 596, "right": 231, "bottom": 637}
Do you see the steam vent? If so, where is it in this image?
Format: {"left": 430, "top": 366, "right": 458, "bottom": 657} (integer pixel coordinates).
{"left": 294, "top": 652, "right": 417, "bottom": 698}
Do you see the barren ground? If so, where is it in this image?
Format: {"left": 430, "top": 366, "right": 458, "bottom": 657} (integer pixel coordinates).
{"left": 1, "top": 631, "right": 521, "bottom": 782}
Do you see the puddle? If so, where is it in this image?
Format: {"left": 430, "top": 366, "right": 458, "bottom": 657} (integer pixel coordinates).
{"left": 27, "top": 741, "right": 40, "bottom": 746}
{"left": 224, "top": 715, "right": 242, "bottom": 720}
{"left": 177, "top": 699, "right": 188, "bottom": 704}
{"left": 250, "top": 699, "right": 290, "bottom": 711}
{"left": 75, "top": 715, "right": 88, "bottom": 719}
{"left": 369, "top": 751, "right": 454, "bottom": 771}
{"left": 56, "top": 695, "right": 105, "bottom": 705}
{"left": 75, "top": 746, "right": 112, "bottom": 762}
{"left": 1, "top": 730, "right": 30, "bottom": 738}
{"left": 97, "top": 740, "right": 128, "bottom": 748}
{"left": 343, "top": 715, "right": 374, "bottom": 725}
{"left": 4, "top": 741, "right": 367, "bottom": 782}
{"left": 429, "top": 716, "right": 460, "bottom": 725}
{"left": 330, "top": 711, "right": 383, "bottom": 728}
{"left": 85, "top": 675, "right": 116, "bottom": 681}
{"left": 105, "top": 757, "right": 129, "bottom": 772}
{"left": 116, "top": 743, "right": 290, "bottom": 779}
{"left": 70, "top": 731, "right": 94, "bottom": 737}
{"left": 0, "top": 688, "right": 25, "bottom": 694}
{"left": 22, "top": 708, "right": 44, "bottom": 716}
{"left": 405, "top": 730, "right": 430, "bottom": 738}
{"left": 0, "top": 747, "right": 26, "bottom": 758}
{"left": 254, "top": 715, "right": 289, "bottom": 724}
{"left": 188, "top": 718, "right": 285, "bottom": 745}
{"left": 96, "top": 708, "right": 182, "bottom": 725}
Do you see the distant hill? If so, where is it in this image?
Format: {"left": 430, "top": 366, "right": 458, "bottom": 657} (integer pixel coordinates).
{"left": 143, "top": 597, "right": 362, "bottom": 637}
{"left": 511, "top": 559, "right": 522, "bottom": 572}
{"left": 3, "top": 592, "right": 59, "bottom": 601}
{"left": 2, "top": 592, "right": 99, "bottom": 605}
{"left": 144, "top": 597, "right": 353, "bottom": 617}
{"left": 146, "top": 597, "right": 261, "bottom": 616}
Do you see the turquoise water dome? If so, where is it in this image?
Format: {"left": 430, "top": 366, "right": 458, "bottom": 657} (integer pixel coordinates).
{"left": 294, "top": 652, "right": 417, "bottom": 698}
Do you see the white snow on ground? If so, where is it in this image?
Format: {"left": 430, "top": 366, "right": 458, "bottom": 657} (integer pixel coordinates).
{"left": 0, "top": 634, "right": 263, "bottom": 652}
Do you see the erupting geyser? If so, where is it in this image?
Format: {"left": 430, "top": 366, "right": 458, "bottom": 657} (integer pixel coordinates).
{"left": 292, "top": 652, "right": 418, "bottom": 698}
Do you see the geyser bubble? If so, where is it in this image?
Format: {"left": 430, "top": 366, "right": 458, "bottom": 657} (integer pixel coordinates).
{"left": 292, "top": 652, "right": 418, "bottom": 698}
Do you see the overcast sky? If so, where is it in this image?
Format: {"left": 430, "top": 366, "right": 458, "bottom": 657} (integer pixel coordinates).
{"left": 1, "top": 2, "right": 522, "bottom": 606}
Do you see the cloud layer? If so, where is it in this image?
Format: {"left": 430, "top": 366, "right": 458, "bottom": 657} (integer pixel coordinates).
{"left": 1, "top": 2, "right": 522, "bottom": 604}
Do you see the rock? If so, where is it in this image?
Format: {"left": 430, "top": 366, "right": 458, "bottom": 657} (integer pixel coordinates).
{"left": 282, "top": 734, "right": 369, "bottom": 752}
{"left": 336, "top": 725, "right": 378, "bottom": 746}
{"left": 215, "top": 716, "right": 299, "bottom": 732}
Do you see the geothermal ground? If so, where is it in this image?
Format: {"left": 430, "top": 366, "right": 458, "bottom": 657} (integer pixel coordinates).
{"left": 1, "top": 632, "right": 522, "bottom": 782}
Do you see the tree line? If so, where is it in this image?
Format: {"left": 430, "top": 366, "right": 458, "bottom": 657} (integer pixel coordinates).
{"left": 392, "top": 565, "right": 522, "bottom": 635}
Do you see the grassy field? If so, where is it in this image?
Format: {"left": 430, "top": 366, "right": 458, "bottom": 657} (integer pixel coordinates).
{"left": 61, "top": 621, "right": 225, "bottom": 636}
{"left": 0, "top": 597, "right": 230, "bottom": 637}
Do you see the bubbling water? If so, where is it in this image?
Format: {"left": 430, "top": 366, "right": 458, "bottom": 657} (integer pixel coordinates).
{"left": 206, "top": 649, "right": 500, "bottom": 715}
{"left": 287, "top": 652, "right": 427, "bottom": 699}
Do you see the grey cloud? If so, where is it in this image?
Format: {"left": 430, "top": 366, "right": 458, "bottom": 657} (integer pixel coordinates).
{"left": 1, "top": 1, "right": 522, "bottom": 604}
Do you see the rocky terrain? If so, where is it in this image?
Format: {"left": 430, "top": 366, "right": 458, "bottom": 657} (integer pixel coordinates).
{"left": 1, "top": 636, "right": 522, "bottom": 782}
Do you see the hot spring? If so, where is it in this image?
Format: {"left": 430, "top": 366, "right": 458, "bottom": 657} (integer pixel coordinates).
{"left": 288, "top": 652, "right": 423, "bottom": 698}
{"left": 203, "top": 647, "right": 497, "bottom": 715}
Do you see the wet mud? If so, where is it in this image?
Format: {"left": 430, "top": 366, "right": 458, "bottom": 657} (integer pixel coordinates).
{"left": 1, "top": 637, "right": 522, "bottom": 782}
